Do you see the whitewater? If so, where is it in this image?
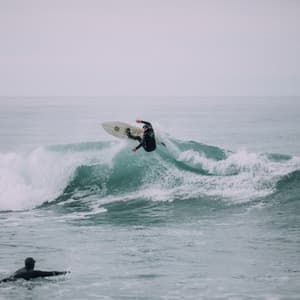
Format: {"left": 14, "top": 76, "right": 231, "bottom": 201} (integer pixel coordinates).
{"left": 1, "top": 97, "right": 300, "bottom": 300}
{"left": 1, "top": 138, "right": 300, "bottom": 212}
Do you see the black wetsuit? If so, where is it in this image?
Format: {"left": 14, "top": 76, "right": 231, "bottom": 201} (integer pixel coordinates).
{"left": 127, "top": 120, "right": 156, "bottom": 152}
{"left": 0, "top": 267, "right": 68, "bottom": 283}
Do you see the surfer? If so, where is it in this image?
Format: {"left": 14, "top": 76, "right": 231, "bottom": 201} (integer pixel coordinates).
{"left": 0, "top": 257, "right": 69, "bottom": 283}
{"left": 126, "top": 119, "right": 157, "bottom": 152}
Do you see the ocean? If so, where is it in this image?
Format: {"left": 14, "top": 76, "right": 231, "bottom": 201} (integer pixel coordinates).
{"left": 0, "top": 97, "right": 300, "bottom": 299}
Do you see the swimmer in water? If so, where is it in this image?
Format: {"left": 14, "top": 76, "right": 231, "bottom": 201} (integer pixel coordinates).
{"left": 0, "top": 257, "right": 69, "bottom": 283}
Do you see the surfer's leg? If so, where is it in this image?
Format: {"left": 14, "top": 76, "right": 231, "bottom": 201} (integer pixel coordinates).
{"left": 126, "top": 128, "right": 142, "bottom": 142}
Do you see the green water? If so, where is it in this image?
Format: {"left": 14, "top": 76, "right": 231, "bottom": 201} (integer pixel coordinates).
{"left": 0, "top": 97, "right": 300, "bottom": 299}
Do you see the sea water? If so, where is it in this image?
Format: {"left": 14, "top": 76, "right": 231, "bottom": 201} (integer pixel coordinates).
{"left": 0, "top": 97, "right": 300, "bottom": 299}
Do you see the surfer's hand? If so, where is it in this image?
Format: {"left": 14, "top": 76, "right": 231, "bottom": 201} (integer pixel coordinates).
{"left": 132, "top": 147, "right": 137, "bottom": 152}
{"left": 136, "top": 119, "right": 142, "bottom": 123}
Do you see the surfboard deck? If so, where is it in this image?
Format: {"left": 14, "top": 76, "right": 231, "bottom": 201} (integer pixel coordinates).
{"left": 102, "top": 121, "right": 143, "bottom": 139}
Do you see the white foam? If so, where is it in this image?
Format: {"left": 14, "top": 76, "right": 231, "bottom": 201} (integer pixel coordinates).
{"left": 173, "top": 148, "right": 300, "bottom": 202}
{"left": 0, "top": 142, "right": 124, "bottom": 211}
{"left": 93, "top": 144, "right": 300, "bottom": 206}
{"left": 1, "top": 138, "right": 299, "bottom": 211}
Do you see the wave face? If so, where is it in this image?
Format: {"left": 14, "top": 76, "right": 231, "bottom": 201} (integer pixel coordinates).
{"left": 1, "top": 137, "right": 299, "bottom": 212}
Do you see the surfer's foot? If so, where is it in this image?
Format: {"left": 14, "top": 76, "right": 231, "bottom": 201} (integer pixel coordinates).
{"left": 125, "top": 128, "right": 131, "bottom": 136}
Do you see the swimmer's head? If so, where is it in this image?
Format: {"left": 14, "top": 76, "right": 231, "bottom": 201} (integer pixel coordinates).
{"left": 25, "top": 257, "right": 35, "bottom": 271}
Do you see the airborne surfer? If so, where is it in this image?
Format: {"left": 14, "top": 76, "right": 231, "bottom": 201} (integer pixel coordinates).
{"left": 0, "top": 257, "right": 69, "bottom": 283}
{"left": 126, "top": 119, "right": 157, "bottom": 152}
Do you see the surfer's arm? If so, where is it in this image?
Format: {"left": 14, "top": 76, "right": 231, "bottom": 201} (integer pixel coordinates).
{"left": 0, "top": 276, "right": 15, "bottom": 283}
{"left": 135, "top": 143, "right": 142, "bottom": 150}
{"left": 132, "top": 143, "right": 143, "bottom": 152}
{"left": 34, "top": 270, "right": 69, "bottom": 277}
{"left": 136, "top": 119, "right": 152, "bottom": 127}
{"left": 127, "top": 130, "right": 142, "bottom": 141}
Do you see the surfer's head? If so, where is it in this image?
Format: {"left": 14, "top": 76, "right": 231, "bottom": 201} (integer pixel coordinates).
{"left": 25, "top": 257, "right": 35, "bottom": 271}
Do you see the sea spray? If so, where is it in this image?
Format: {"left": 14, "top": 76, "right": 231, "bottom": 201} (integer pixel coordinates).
{"left": 0, "top": 142, "right": 124, "bottom": 211}
{"left": 1, "top": 138, "right": 299, "bottom": 211}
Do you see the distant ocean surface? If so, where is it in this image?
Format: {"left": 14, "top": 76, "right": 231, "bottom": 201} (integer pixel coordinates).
{"left": 0, "top": 97, "right": 300, "bottom": 300}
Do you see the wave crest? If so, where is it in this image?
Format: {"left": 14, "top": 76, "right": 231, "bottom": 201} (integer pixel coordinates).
{"left": 1, "top": 138, "right": 299, "bottom": 211}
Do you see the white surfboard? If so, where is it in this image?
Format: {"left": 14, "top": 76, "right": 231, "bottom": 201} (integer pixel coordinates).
{"left": 102, "top": 121, "right": 143, "bottom": 140}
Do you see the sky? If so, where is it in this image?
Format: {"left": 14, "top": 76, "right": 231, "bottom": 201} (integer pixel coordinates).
{"left": 0, "top": 0, "right": 299, "bottom": 97}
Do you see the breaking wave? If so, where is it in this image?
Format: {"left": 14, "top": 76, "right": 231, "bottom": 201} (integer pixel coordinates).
{"left": 0, "top": 136, "right": 299, "bottom": 212}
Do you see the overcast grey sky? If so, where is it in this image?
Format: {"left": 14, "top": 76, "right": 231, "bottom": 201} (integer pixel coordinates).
{"left": 0, "top": 0, "right": 299, "bottom": 97}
